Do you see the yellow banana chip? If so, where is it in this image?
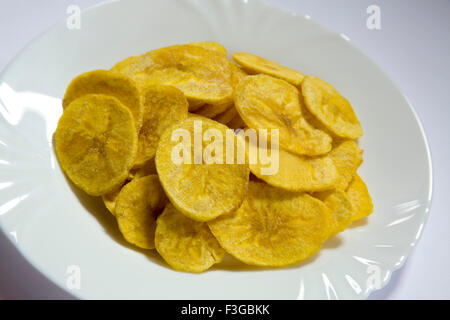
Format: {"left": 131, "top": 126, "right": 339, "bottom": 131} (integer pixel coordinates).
{"left": 302, "top": 76, "right": 363, "bottom": 139}
{"left": 134, "top": 84, "right": 188, "bottom": 168}
{"left": 155, "top": 203, "right": 225, "bottom": 273}
{"left": 62, "top": 70, "right": 143, "bottom": 133}
{"left": 346, "top": 174, "right": 373, "bottom": 222}
{"left": 313, "top": 189, "right": 355, "bottom": 237}
{"left": 208, "top": 182, "right": 330, "bottom": 267}
{"left": 55, "top": 94, "right": 137, "bottom": 196}
{"left": 155, "top": 117, "right": 249, "bottom": 222}
{"left": 233, "top": 52, "right": 304, "bottom": 86}
{"left": 247, "top": 138, "right": 338, "bottom": 192}
{"left": 329, "top": 140, "right": 363, "bottom": 190}
{"left": 189, "top": 41, "right": 227, "bottom": 56}
{"left": 115, "top": 175, "right": 167, "bottom": 249}
{"left": 235, "top": 74, "right": 332, "bottom": 156}
{"left": 112, "top": 45, "right": 233, "bottom": 106}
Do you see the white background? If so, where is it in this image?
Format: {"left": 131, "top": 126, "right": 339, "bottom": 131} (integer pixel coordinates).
{"left": 0, "top": 0, "right": 448, "bottom": 299}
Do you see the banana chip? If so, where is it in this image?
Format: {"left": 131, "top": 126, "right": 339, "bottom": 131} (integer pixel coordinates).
{"left": 115, "top": 175, "right": 167, "bottom": 249}
{"left": 208, "top": 182, "right": 330, "bottom": 267}
{"left": 235, "top": 74, "right": 332, "bottom": 156}
{"left": 112, "top": 45, "right": 233, "bottom": 106}
{"left": 134, "top": 84, "right": 188, "bottom": 168}
{"left": 155, "top": 203, "right": 225, "bottom": 273}
{"left": 329, "top": 140, "right": 363, "bottom": 190}
{"left": 248, "top": 139, "right": 338, "bottom": 192}
{"left": 302, "top": 76, "right": 363, "bottom": 139}
{"left": 155, "top": 117, "right": 249, "bottom": 222}
{"left": 233, "top": 52, "right": 304, "bottom": 86}
{"left": 346, "top": 174, "right": 373, "bottom": 222}
{"left": 62, "top": 70, "right": 143, "bottom": 133}
{"left": 55, "top": 94, "right": 137, "bottom": 196}
{"left": 314, "top": 189, "right": 355, "bottom": 237}
{"left": 189, "top": 41, "right": 227, "bottom": 56}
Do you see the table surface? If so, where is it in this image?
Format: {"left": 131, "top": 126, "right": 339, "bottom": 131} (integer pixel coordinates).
{"left": 0, "top": 0, "right": 449, "bottom": 300}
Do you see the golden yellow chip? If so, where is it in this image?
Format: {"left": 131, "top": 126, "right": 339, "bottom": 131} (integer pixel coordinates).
{"left": 235, "top": 74, "right": 332, "bottom": 156}
{"left": 189, "top": 41, "right": 227, "bottom": 56}
{"left": 112, "top": 45, "right": 233, "bottom": 106}
{"left": 232, "top": 52, "right": 304, "bottom": 86}
{"left": 328, "top": 140, "right": 363, "bottom": 190}
{"left": 313, "top": 189, "right": 355, "bottom": 237}
{"left": 155, "top": 117, "right": 249, "bottom": 222}
{"left": 115, "top": 175, "right": 167, "bottom": 249}
{"left": 213, "top": 106, "right": 238, "bottom": 125}
{"left": 55, "top": 94, "right": 137, "bottom": 196}
{"left": 194, "top": 101, "right": 234, "bottom": 119}
{"left": 346, "top": 174, "right": 373, "bottom": 222}
{"left": 208, "top": 182, "right": 330, "bottom": 267}
{"left": 302, "top": 76, "right": 363, "bottom": 139}
{"left": 247, "top": 138, "right": 339, "bottom": 192}
{"left": 62, "top": 70, "right": 143, "bottom": 133}
{"left": 134, "top": 84, "right": 188, "bottom": 168}
{"left": 155, "top": 203, "right": 225, "bottom": 272}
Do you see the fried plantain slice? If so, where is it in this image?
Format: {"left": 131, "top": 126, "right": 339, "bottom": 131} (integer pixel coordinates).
{"left": 234, "top": 74, "right": 332, "bottom": 156}
{"left": 302, "top": 76, "right": 363, "bottom": 139}
{"left": 62, "top": 70, "right": 143, "bottom": 133}
{"left": 155, "top": 203, "right": 225, "bottom": 273}
{"left": 208, "top": 182, "right": 330, "bottom": 267}
{"left": 232, "top": 52, "right": 304, "bottom": 86}
{"left": 328, "top": 140, "right": 363, "bottom": 190}
{"left": 55, "top": 94, "right": 137, "bottom": 196}
{"left": 134, "top": 84, "right": 188, "bottom": 168}
{"left": 346, "top": 174, "right": 373, "bottom": 222}
{"left": 115, "top": 175, "right": 167, "bottom": 249}
{"left": 155, "top": 117, "right": 249, "bottom": 222}
{"left": 112, "top": 45, "right": 234, "bottom": 106}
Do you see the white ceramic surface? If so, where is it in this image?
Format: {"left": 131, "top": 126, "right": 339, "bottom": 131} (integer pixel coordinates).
{"left": 0, "top": 0, "right": 432, "bottom": 299}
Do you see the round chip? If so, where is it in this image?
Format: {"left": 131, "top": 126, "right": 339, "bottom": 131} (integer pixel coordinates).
{"left": 62, "top": 70, "right": 143, "bottom": 133}
{"left": 247, "top": 138, "right": 339, "bottom": 192}
{"left": 189, "top": 41, "right": 227, "bottom": 56}
{"left": 208, "top": 182, "right": 330, "bottom": 267}
{"left": 313, "top": 189, "right": 355, "bottom": 237}
{"left": 112, "top": 45, "right": 234, "bottom": 106}
{"left": 134, "top": 84, "right": 188, "bottom": 168}
{"left": 235, "top": 74, "right": 332, "bottom": 156}
{"left": 155, "top": 117, "right": 249, "bottom": 222}
{"left": 232, "top": 52, "right": 304, "bottom": 86}
{"left": 55, "top": 94, "right": 137, "bottom": 196}
{"left": 328, "top": 140, "right": 363, "bottom": 190}
{"left": 155, "top": 203, "right": 226, "bottom": 273}
{"left": 302, "top": 76, "right": 363, "bottom": 139}
{"left": 346, "top": 174, "right": 373, "bottom": 222}
{"left": 115, "top": 175, "right": 167, "bottom": 249}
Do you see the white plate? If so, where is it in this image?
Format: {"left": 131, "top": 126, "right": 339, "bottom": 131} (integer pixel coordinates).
{"left": 0, "top": 0, "right": 432, "bottom": 299}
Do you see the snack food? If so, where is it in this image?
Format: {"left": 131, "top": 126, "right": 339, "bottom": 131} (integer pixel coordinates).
{"left": 55, "top": 94, "right": 137, "bottom": 196}
{"left": 208, "top": 182, "right": 330, "bottom": 267}
{"left": 155, "top": 203, "right": 225, "bottom": 272}
{"left": 56, "top": 42, "right": 372, "bottom": 273}
{"left": 155, "top": 117, "right": 249, "bottom": 222}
